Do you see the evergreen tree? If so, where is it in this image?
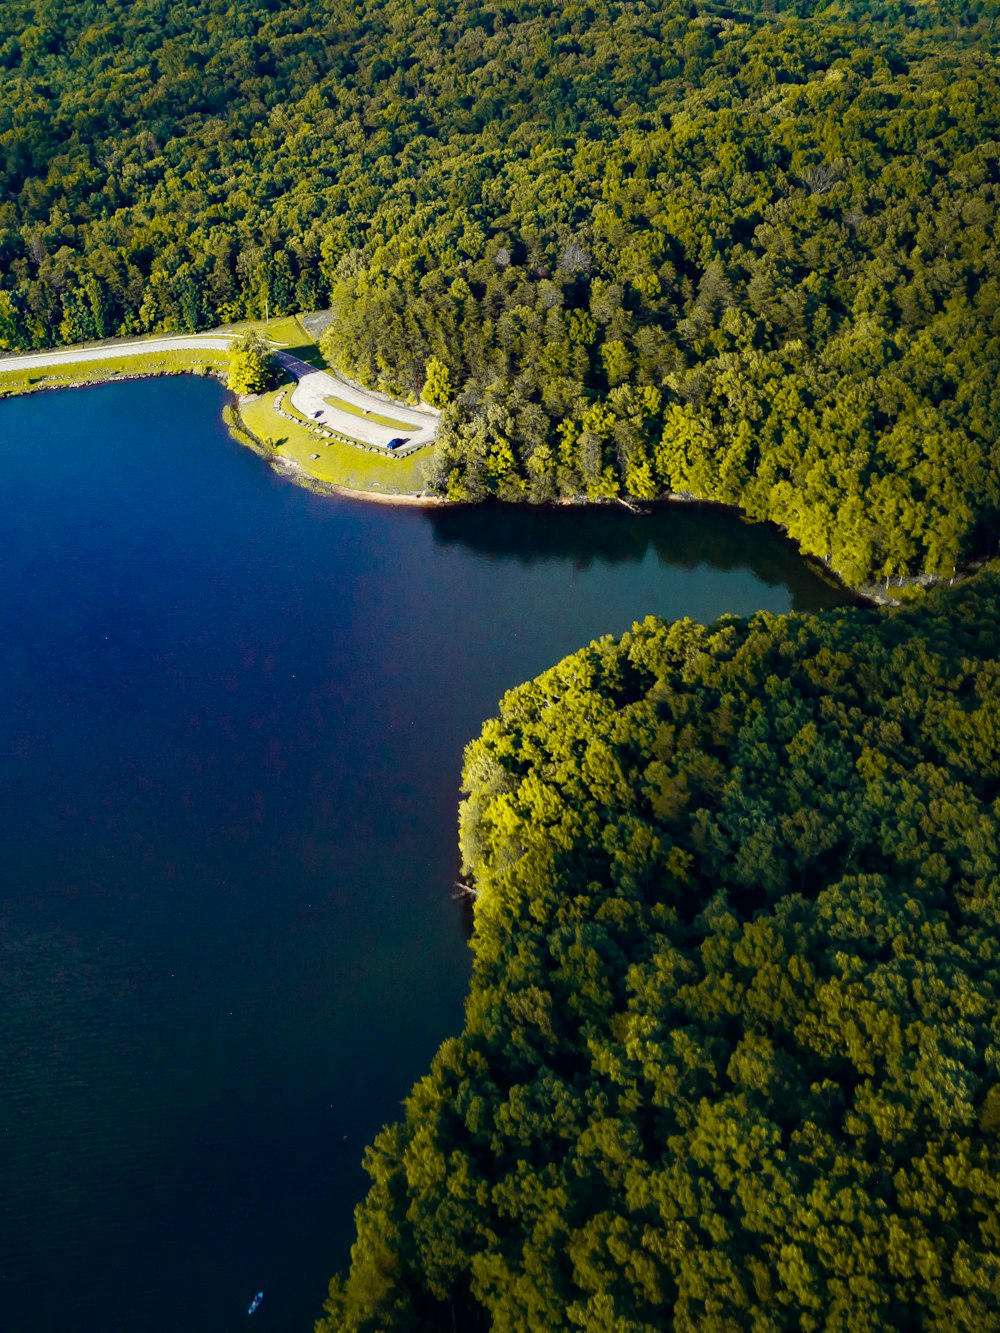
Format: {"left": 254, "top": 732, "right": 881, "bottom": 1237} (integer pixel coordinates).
{"left": 422, "top": 357, "right": 452, "bottom": 409}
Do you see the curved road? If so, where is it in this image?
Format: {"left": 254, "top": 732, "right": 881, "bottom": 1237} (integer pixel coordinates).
{"left": 276, "top": 352, "right": 439, "bottom": 450}
{"left": 1, "top": 334, "right": 439, "bottom": 450}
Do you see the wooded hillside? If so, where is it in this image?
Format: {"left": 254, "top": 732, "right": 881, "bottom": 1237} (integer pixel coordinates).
{"left": 1, "top": 1, "right": 997, "bottom": 581}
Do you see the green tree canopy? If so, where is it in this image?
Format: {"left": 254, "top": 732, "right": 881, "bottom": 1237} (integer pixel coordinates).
{"left": 0, "top": 0, "right": 997, "bottom": 581}
{"left": 422, "top": 357, "right": 452, "bottom": 409}
{"left": 227, "top": 332, "right": 277, "bottom": 396}
{"left": 321, "top": 574, "right": 1000, "bottom": 1332}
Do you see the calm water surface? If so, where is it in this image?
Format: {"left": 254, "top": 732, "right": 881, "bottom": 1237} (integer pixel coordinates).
{"left": 0, "top": 378, "right": 852, "bottom": 1332}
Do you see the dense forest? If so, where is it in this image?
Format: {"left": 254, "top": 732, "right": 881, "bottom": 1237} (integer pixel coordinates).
{"left": 320, "top": 574, "right": 1000, "bottom": 1330}
{"left": 1, "top": 0, "right": 998, "bottom": 581}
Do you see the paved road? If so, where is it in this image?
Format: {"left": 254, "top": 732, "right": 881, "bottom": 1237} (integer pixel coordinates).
{"left": 277, "top": 353, "right": 439, "bottom": 449}
{"left": 0, "top": 334, "right": 234, "bottom": 371}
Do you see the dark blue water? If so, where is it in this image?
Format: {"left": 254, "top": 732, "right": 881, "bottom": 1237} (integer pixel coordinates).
{"left": 0, "top": 377, "right": 852, "bottom": 1332}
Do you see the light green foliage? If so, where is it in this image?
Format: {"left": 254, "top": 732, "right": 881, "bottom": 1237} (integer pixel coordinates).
{"left": 0, "top": 290, "right": 23, "bottom": 349}
{"left": 227, "top": 332, "right": 277, "bottom": 396}
{"left": 321, "top": 576, "right": 1000, "bottom": 1331}
{"left": 422, "top": 357, "right": 452, "bottom": 409}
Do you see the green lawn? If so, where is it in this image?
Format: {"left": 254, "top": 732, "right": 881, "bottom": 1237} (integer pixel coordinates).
{"left": 0, "top": 313, "right": 323, "bottom": 400}
{"left": 237, "top": 385, "right": 435, "bottom": 496}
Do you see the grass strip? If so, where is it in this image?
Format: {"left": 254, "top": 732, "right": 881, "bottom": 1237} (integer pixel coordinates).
{"left": 320, "top": 394, "right": 414, "bottom": 431}
{"left": 0, "top": 348, "right": 230, "bottom": 397}
{"left": 224, "top": 314, "right": 328, "bottom": 371}
{"left": 238, "top": 385, "right": 434, "bottom": 496}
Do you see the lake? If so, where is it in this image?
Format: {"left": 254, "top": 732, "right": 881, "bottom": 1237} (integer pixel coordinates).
{"left": 0, "top": 376, "right": 853, "bottom": 1332}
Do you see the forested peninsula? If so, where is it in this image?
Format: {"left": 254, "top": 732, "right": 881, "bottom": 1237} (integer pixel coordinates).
{"left": 322, "top": 575, "right": 1000, "bottom": 1331}
{"left": 1, "top": 0, "right": 998, "bottom": 583}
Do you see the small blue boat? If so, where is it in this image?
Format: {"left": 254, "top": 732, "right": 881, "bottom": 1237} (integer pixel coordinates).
{"left": 248, "top": 1291, "right": 264, "bottom": 1315}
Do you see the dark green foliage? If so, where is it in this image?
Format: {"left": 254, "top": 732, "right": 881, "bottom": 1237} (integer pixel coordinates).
{"left": 321, "top": 576, "right": 1000, "bottom": 1331}
{"left": 0, "top": 1, "right": 997, "bottom": 579}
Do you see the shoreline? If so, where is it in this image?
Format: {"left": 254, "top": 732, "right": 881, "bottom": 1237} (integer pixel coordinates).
{"left": 0, "top": 357, "right": 444, "bottom": 507}
{"left": 0, "top": 366, "right": 224, "bottom": 397}
{"left": 224, "top": 401, "right": 446, "bottom": 507}
{"left": 274, "top": 458, "right": 447, "bottom": 506}
{"left": 1, "top": 358, "right": 960, "bottom": 605}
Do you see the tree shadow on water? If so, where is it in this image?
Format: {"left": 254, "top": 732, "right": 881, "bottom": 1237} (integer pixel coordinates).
{"left": 426, "top": 501, "right": 859, "bottom": 613}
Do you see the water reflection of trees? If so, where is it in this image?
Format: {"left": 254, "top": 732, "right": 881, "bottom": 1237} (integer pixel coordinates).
{"left": 426, "top": 502, "right": 858, "bottom": 613}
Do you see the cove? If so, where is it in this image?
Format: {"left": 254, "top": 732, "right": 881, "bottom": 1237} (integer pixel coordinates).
{"left": 0, "top": 377, "right": 853, "bottom": 1333}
